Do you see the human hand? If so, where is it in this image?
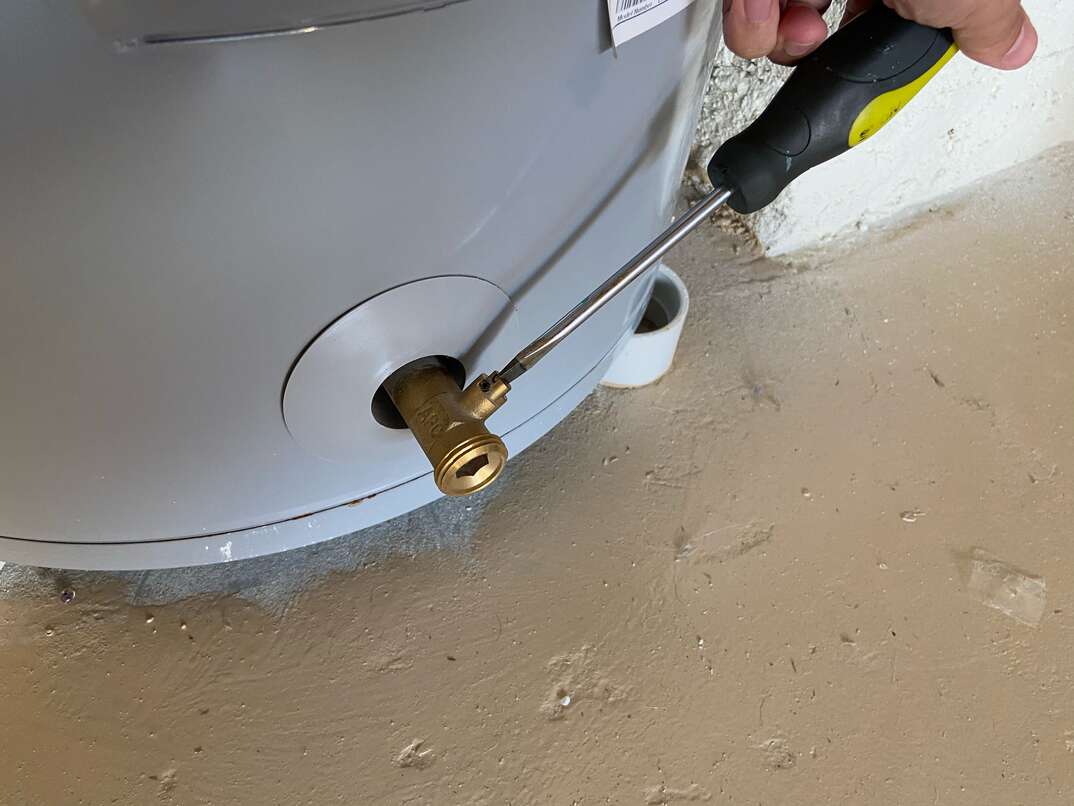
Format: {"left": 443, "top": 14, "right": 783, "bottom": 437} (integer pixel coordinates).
{"left": 722, "top": 0, "right": 1037, "bottom": 69}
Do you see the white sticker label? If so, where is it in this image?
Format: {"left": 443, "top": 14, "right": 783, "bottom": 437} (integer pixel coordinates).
{"left": 607, "top": 0, "right": 698, "bottom": 47}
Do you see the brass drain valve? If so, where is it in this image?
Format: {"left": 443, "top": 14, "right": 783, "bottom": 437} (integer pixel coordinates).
{"left": 383, "top": 358, "right": 511, "bottom": 496}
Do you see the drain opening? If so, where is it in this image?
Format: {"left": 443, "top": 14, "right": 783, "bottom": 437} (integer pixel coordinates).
{"left": 634, "top": 273, "right": 682, "bottom": 333}
{"left": 635, "top": 297, "right": 671, "bottom": 333}
{"left": 455, "top": 453, "right": 491, "bottom": 479}
{"left": 371, "top": 355, "right": 466, "bottom": 430}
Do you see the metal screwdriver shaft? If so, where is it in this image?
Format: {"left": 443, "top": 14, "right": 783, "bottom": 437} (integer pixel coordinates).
{"left": 496, "top": 185, "right": 733, "bottom": 383}
{"left": 496, "top": 8, "right": 958, "bottom": 387}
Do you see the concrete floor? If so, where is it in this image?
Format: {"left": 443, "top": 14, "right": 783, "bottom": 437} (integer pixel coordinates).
{"left": 2, "top": 144, "right": 1073, "bottom": 804}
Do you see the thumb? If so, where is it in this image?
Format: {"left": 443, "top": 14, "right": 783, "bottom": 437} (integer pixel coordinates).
{"left": 950, "top": 1, "right": 1037, "bottom": 70}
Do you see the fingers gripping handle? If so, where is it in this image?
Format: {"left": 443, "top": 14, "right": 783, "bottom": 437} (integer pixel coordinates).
{"left": 707, "top": 4, "right": 957, "bottom": 214}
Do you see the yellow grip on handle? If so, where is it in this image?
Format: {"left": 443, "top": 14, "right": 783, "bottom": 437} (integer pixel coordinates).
{"left": 848, "top": 43, "right": 958, "bottom": 147}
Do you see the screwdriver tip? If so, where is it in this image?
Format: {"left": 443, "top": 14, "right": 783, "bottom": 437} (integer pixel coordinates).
{"left": 497, "top": 359, "right": 526, "bottom": 384}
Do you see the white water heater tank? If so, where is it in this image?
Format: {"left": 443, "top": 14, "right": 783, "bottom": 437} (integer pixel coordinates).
{"left": 0, "top": 0, "right": 717, "bottom": 568}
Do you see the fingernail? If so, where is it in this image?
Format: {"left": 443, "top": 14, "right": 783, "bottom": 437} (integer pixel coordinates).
{"left": 1000, "top": 20, "right": 1035, "bottom": 69}
{"left": 744, "top": 0, "right": 772, "bottom": 24}
{"left": 784, "top": 40, "right": 814, "bottom": 57}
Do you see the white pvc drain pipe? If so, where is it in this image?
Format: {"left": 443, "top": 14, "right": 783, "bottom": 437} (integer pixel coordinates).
{"left": 601, "top": 265, "right": 690, "bottom": 388}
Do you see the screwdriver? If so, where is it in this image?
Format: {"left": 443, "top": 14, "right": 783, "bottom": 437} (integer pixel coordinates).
{"left": 494, "top": 4, "right": 957, "bottom": 385}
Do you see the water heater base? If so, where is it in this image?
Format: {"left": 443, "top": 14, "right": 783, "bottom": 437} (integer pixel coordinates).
{"left": 0, "top": 345, "right": 621, "bottom": 570}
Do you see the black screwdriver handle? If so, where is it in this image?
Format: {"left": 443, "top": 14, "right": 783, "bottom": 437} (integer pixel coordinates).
{"left": 707, "top": 4, "right": 957, "bottom": 214}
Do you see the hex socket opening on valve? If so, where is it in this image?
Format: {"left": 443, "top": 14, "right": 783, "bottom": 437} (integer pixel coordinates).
{"left": 381, "top": 357, "right": 512, "bottom": 497}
